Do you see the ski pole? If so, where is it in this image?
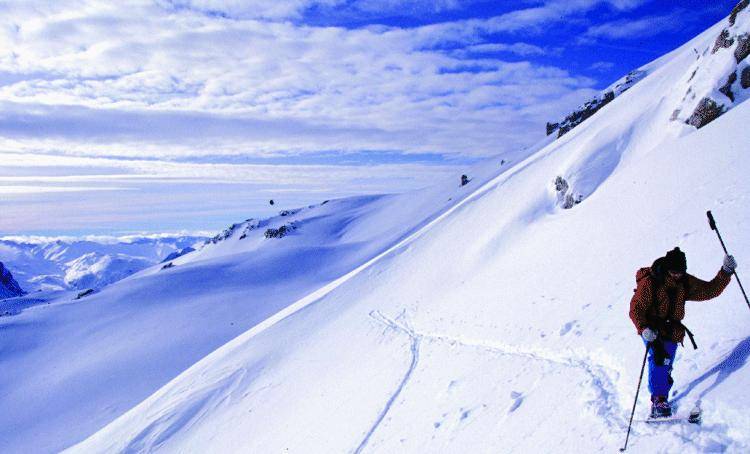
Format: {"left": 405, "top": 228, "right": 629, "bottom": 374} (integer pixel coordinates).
{"left": 706, "top": 211, "right": 750, "bottom": 311}
{"left": 620, "top": 345, "right": 649, "bottom": 452}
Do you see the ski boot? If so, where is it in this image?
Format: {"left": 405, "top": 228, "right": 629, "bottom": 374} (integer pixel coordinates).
{"left": 650, "top": 395, "right": 672, "bottom": 418}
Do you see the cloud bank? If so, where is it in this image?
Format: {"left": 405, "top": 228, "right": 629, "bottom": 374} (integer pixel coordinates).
{"left": 1, "top": 0, "right": 727, "bottom": 235}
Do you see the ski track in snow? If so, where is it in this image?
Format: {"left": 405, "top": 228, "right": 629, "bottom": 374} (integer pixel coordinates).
{"left": 366, "top": 310, "right": 626, "bottom": 441}
{"left": 367, "top": 310, "right": 748, "bottom": 452}
{"left": 355, "top": 311, "right": 421, "bottom": 454}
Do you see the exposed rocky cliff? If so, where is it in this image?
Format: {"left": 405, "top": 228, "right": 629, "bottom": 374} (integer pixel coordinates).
{"left": 0, "top": 262, "right": 25, "bottom": 299}
{"left": 673, "top": 0, "right": 750, "bottom": 128}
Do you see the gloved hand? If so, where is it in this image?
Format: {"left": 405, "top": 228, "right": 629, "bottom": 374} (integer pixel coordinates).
{"left": 641, "top": 327, "right": 657, "bottom": 342}
{"left": 723, "top": 254, "right": 737, "bottom": 274}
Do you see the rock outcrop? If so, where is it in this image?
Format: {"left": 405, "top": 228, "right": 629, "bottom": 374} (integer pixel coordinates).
{"left": 686, "top": 98, "right": 725, "bottom": 129}
{"left": 547, "top": 70, "right": 646, "bottom": 138}
{"left": 0, "top": 262, "right": 26, "bottom": 298}
{"left": 730, "top": 0, "right": 749, "bottom": 26}
{"left": 554, "top": 176, "right": 583, "bottom": 209}
{"left": 206, "top": 223, "right": 243, "bottom": 244}
{"left": 720, "top": 71, "right": 738, "bottom": 102}
{"left": 162, "top": 247, "right": 195, "bottom": 263}
{"left": 735, "top": 33, "right": 750, "bottom": 62}
{"left": 673, "top": 1, "right": 750, "bottom": 130}
{"left": 713, "top": 29, "right": 735, "bottom": 53}
{"left": 264, "top": 224, "right": 296, "bottom": 239}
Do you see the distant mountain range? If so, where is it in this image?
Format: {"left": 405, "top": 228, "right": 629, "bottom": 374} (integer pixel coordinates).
{"left": 0, "top": 236, "right": 206, "bottom": 293}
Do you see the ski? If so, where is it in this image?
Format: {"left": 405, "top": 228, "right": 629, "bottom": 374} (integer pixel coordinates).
{"left": 638, "top": 416, "right": 689, "bottom": 424}
{"left": 637, "top": 409, "right": 701, "bottom": 425}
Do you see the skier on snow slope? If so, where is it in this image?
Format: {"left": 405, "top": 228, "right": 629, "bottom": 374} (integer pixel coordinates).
{"left": 629, "top": 247, "right": 737, "bottom": 418}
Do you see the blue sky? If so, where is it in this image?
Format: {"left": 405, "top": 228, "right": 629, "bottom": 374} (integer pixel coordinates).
{"left": 0, "top": 0, "right": 739, "bottom": 236}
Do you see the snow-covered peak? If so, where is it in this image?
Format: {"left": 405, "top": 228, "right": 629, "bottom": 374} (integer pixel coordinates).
{"left": 0, "top": 235, "right": 206, "bottom": 292}
{"left": 63, "top": 253, "right": 154, "bottom": 291}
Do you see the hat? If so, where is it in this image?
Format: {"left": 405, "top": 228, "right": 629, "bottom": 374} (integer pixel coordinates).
{"left": 664, "top": 247, "right": 687, "bottom": 273}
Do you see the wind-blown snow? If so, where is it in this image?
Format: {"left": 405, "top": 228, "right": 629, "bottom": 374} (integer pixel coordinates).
{"left": 2, "top": 9, "right": 750, "bottom": 454}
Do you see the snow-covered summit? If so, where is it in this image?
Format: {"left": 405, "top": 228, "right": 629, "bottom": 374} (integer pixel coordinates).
{"left": 63, "top": 253, "right": 154, "bottom": 290}
{"left": 0, "top": 235, "right": 206, "bottom": 292}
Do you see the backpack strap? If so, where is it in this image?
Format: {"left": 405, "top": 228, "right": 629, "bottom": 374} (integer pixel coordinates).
{"left": 682, "top": 324, "right": 698, "bottom": 350}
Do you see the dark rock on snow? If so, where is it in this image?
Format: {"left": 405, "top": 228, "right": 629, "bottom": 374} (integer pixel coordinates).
{"left": 207, "top": 223, "right": 244, "bottom": 244}
{"left": 713, "top": 29, "right": 735, "bottom": 54}
{"left": 686, "top": 97, "right": 725, "bottom": 129}
{"left": 555, "top": 91, "right": 616, "bottom": 138}
{"left": 239, "top": 220, "right": 261, "bottom": 240}
{"left": 75, "top": 289, "right": 95, "bottom": 299}
{"left": 735, "top": 34, "right": 750, "bottom": 63}
{"left": 545, "top": 69, "right": 647, "bottom": 139}
{"left": 554, "top": 176, "right": 569, "bottom": 194}
{"left": 0, "top": 262, "right": 25, "bottom": 298}
{"left": 553, "top": 176, "right": 582, "bottom": 209}
{"left": 162, "top": 247, "right": 195, "bottom": 263}
{"left": 264, "top": 224, "right": 296, "bottom": 239}
{"left": 546, "top": 122, "right": 559, "bottom": 136}
{"left": 730, "top": 0, "right": 749, "bottom": 26}
{"left": 719, "top": 71, "right": 738, "bottom": 102}
{"left": 742, "top": 66, "right": 750, "bottom": 88}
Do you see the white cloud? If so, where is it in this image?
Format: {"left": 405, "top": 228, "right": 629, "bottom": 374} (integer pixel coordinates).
{"left": 582, "top": 10, "right": 690, "bottom": 41}
{"left": 0, "top": 232, "right": 213, "bottom": 243}
{"left": 0, "top": 185, "right": 132, "bottom": 194}
{"left": 589, "top": 61, "right": 615, "bottom": 71}
{"left": 458, "top": 42, "right": 550, "bottom": 57}
{"left": 0, "top": 0, "right": 639, "bottom": 234}
{"left": 0, "top": 148, "right": 463, "bottom": 234}
{"left": 163, "top": 0, "right": 478, "bottom": 21}
{"left": 0, "top": 3, "right": 599, "bottom": 158}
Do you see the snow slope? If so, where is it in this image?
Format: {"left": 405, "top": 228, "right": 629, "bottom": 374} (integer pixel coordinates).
{"left": 68, "top": 9, "right": 750, "bottom": 454}
{"left": 0, "top": 146, "right": 529, "bottom": 452}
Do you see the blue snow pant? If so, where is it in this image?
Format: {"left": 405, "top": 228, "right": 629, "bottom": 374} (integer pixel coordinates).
{"left": 644, "top": 338, "right": 678, "bottom": 398}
